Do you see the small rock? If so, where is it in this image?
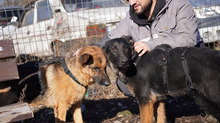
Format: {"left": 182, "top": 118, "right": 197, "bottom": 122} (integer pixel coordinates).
{"left": 81, "top": 104, "right": 86, "bottom": 112}
{"left": 114, "top": 121, "right": 121, "bottom": 123}
{"left": 117, "top": 102, "right": 123, "bottom": 107}
{"left": 121, "top": 106, "right": 128, "bottom": 109}
{"left": 110, "top": 108, "right": 118, "bottom": 112}
{"left": 133, "top": 99, "right": 137, "bottom": 103}
{"left": 116, "top": 110, "right": 132, "bottom": 117}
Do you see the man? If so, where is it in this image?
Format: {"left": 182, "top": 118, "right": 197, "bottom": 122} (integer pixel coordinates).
{"left": 96, "top": 0, "right": 198, "bottom": 56}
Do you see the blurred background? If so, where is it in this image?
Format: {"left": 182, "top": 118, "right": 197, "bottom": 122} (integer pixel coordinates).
{"left": 0, "top": 0, "right": 219, "bottom": 62}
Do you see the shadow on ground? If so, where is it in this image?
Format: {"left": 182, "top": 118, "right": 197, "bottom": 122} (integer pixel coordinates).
{"left": 25, "top": 96, "right": 214, "bottom": 123}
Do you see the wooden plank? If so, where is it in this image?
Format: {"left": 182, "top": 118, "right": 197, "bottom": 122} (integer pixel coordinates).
{"left": 0, "top": 102, "right": 33, "bottom": 123}
{"left": 0, "top": 39, "right": 16, "bottom": 59}
{"left": 0, "top": 59, "right": 19, "bottom": 82}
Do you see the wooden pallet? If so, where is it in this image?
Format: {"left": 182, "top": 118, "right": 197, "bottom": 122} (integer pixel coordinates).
{"left": 0, "top": 102, "right": 33, "bottom": 123}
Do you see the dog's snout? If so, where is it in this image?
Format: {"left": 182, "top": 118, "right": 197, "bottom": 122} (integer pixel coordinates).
{"left": 121, "top": 59, "right": 129, "bottom": 66}
{"left": 104, "top": 80, "right": 111, "bottom": 86}
{"left": 100, "top": 78, "right": 111, "bottom": 86}
{"left": 93, "top": 76, "right": 111, "bottom": 86}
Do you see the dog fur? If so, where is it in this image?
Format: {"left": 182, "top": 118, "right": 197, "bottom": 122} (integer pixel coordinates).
{"left": 29, "top": 45, "right": 110, "bottom": 123}
{"left": 102, "top": 37, "right": 220, "bottom": 123}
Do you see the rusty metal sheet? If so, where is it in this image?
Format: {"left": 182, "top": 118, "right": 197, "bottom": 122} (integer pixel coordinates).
{"left": 0, "top": 39, "right": 16, "bottom": 59}
{"left": 0, "top": 59, "right": 19, "bottom": 82}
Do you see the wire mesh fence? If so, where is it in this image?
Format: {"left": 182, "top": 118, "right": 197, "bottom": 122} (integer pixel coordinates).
{"left": 0, "top": 0, "right": 129, "bottom": 62}
{"left": 0, "top": 0, "right": 219, "bottom": 99}
{"left": 0, "top": 0, "right": 219, "bottom": 61}
{"left": 189, "top": 0, "right": 220, "bottom": 49}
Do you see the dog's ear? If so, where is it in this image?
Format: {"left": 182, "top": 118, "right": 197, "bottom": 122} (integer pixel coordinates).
{"left": 120, "top": 36, "right": 137, "bottom": 60}
{"left": 121, "top": 35, "right": 131, "bottom": 41}
{"left": 102, "top": 41, "right": 110, "bottom": 56}
{"left": 102, "top": 42, "right": 107, "bottom": 52}
{"left": 125, "top": 37, "right": 138, "bottom": 60}
{"left": 155, "top": 44, "right": 172, "bottom": 51}
{"left": 79, "top": 54, "right": 94, "bottom": 66}
{"left": 121, "top": 35, "right": 134, "bottom": 47}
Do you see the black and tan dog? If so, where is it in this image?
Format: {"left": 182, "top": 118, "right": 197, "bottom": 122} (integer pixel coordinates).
{"left": 102, "top": 37, "right": 220, "bottom": 123}
{"left": 30, "top": 45, "right": 110, "bottom": 123}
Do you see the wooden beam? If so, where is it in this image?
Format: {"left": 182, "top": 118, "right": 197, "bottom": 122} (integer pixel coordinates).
{"left": 0, "top": 39, "right": 16, "bottom": 59}
{"left": 0, "top": 59, "right": 19, "bottom": 82}
{"left": 0, "top": 102, "right": 33, "bottom": 123}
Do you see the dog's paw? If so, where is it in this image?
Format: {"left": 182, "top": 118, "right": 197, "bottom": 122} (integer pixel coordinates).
{"left": 30, "top": 105, "right": 45, "bottom": 112}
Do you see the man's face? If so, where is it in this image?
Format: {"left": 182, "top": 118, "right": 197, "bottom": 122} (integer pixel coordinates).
{"left": 129, "top": 0, "right": 152, "bottom": 15}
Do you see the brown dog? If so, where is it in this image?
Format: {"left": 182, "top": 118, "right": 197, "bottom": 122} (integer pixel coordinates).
{"left": 29, "top": 45, "right": 110, "bottom": 123}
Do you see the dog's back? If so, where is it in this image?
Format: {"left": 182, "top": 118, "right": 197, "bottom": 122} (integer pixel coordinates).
{"left": 133, "top": 45, "right": 220, "bottom": 103}
{"left": 164, "top": 47, "right": 220, "bottom": 103}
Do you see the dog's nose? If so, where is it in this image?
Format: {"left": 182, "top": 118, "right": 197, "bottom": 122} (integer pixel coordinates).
{"left": 104, "top": 80, "right": 111, "bottom": 86}
{"left": 121, "top": 60, "right": 129, "bottom": 66}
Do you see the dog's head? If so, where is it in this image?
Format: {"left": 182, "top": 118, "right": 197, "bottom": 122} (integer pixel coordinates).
{"left": 102, "top": 36, "right": 134, "bottom": 68}
{"left": 102, "top": 36, "right": 136, "bottom": 78}
{"left": 66, "top": 46, "right": 110, "bottom": 86}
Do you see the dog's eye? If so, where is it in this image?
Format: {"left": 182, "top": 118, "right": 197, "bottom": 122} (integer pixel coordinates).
{"left": 93, "top": 67, "right": 100, "bottom": 72}
{"left": 111, "top": 47, "right": 118, "bottom": 53}
{"left": 124, "top": 46, "right": 129, "bottom": 51}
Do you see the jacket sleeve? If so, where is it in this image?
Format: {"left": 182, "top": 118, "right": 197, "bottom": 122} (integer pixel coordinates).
{"left": 146, "top": 1, "right": 198, "bottom": 50}
{"left": 95, "top": 12, "right": 131, "bottom": 48}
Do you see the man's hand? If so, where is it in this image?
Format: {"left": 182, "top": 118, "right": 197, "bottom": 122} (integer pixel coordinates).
{"left": 134, "top": 41, "right": 150, "bottom": 56}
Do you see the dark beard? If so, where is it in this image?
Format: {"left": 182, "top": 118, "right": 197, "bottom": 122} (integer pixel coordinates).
{"left": 135, "top": 0, "right": 152, "bottom": 16}
{"left": 140, "top": 0, "right": 153, "bottom": 16}
{"left": 129, "top": 0, "right": 165, "bottom": 26}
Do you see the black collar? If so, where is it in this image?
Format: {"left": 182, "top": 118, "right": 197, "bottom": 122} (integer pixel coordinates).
{"left": 116, "top": 55, "right": 141, "bottom": 97}
{"left": 59, "top": 57, "right": 87, "bottom": 88}
{"left": 40, "top": 57, "right": 87, "bottom": 88}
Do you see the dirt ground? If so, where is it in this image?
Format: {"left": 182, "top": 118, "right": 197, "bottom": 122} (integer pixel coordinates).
{"left": 20, "top": 96, "right": 218, "bottom": 123}
{"left": 0, "top": 61, "right": 219, "bottom": 123}
{"left": 25, "top": 96, "right": 219, "bottom": 123}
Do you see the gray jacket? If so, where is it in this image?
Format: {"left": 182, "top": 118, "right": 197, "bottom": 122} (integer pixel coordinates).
{"left": 97, "top": 0, "right": 198, "bottom": 50}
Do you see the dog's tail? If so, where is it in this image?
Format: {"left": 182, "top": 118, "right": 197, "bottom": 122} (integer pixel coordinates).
{"left": 192, "top": 92, "right": 220, "bottom": 121}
